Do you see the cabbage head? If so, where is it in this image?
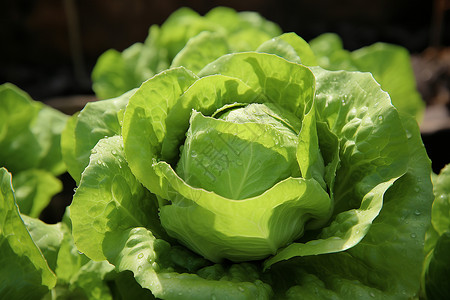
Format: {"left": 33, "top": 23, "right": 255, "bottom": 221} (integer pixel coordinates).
{"left": 68, "top": 52, "right": 433, "bottom": 299}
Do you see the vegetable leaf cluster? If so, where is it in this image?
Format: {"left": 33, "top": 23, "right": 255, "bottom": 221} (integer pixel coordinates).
{"left": 1, "top": 6, "right": 444, "bottom": 300}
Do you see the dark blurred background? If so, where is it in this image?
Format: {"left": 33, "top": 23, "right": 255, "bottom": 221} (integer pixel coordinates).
{"left": 1, "top": 0, "right": 449, "bottom": 170}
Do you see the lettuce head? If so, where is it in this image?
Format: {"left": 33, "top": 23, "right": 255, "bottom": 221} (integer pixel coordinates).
{"left": 67, "top": 50, "right": 433, "bottom": 299}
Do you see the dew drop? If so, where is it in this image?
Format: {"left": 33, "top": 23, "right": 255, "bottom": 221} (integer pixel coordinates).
{"left": 236, "top": 159, "right": 243, "bottom": 166}
{"left": 137, "top": 266, "right": 143, "bottom": 272}
{"left": 138, "top": 253, "right": 144, "bottom": 259}
{"left": 378, "top": 115, "right": 383, "bottom": 121}
{"left": 111, "top": 150, "right": 117, "bottom": 156}
{"left": 414, "top": 209, "right": 421, "bottom": 216}
{"left": 406, "top": 130, "right": 412, "bottom": 139}
{"left": 151, "top": 262, "right": 159, "bottom": 270}
{"left": 410, "top": 233, "right": 417, "bottom": 238}
{"left": 238, "top": 287, "right": 245, "bottom": 292}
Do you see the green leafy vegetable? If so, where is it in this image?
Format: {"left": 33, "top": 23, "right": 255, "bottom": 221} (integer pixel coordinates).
{"left": 12, "top": 169, "right": 63, "bottom": 218}
{"left": 0, "top": 83, "right": 68, "bottom": 218}
{"left": 0, "top": 168, "right": 57, "bottom": 299}
{"left": 67, "top": 50, "right": 433, "bottom": 299}
{"left": 92, "top": 7, "right": 282, "bottom": 99}
{"left": 0, "top": 83, "right": 68, "bottom": 175}
{"left": 309, "top": 33, "right": 425, "bottom": 122}
{"left": 0, "top": 167, "right": 155, "bottom": 299}
{"left": 0, "top": 9, "right": 436, "bottom": 299}
{"left": 423, "top": 164, "right": 450, "bottom": 299}
{"left": 61, "top": 89, "right": 134, "bottom": 184}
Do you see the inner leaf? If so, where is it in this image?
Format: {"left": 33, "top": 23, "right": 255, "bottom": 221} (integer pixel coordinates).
{"left": 176, "top": 105, "right": 300, "bottom": 199}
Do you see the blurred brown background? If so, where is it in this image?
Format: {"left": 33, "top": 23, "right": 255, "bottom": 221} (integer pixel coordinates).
{"left": 1, "top": 0, "right": 449, "bottom": 173}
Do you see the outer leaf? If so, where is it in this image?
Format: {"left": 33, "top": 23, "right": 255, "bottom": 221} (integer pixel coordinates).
{"left": 12, "top": 169, "right": 62, "bottom": 218}
{"left": 70, "top": 136, "right": 165, "bottom": 261}
{"left": 309, "top": 33, "right": 357, "bottom": 71}
{"left": 256, "top": 37, "right": 302, "bottom": 65}
{"left": 430, "top": 164, "right": 450, "bottom": 235}
{"left": 312, "top": 67, "right": 409, "bottom": 214}
{"left": 55, "top": 222, "right": 90, "bottom": 284}
{"left": 33, "top": 106, "right": 70, "bottom": 175}
{"left": 91, "top": 7, "right": 281, "bottom": 99}
{"left": 20, "top": 214, "right": 64, "bottom": 271}
{"left": 235, "top": 10, "right": 281, "bottom": 38}
{"left": 50, "top": 216, "right": 115, "bottom": 300}
{"left": 69, "top": 260, "right": 115, "bottom": 300}
{"left": 199, "top": 52, "right": 316, "bottom": 119}
{"left": 268, "top": 114, "right": 432, "bottom": 299}
{"left": 0, "top": 83, "right": 41, "bottom": 172}
{"left": 122, "top": 67, "right": 198, "bottom": 196}
{"left": 296, "top": 102, "right": 326, "bottom": 189}
{"left": 0, "top": 168, "right": 56, "bottom": 299}
{"left": 110, "top": 271, "right": 156, "bottom": 300}
{"left": 205, "top": 7, "right": 281, "bottom": 42}
{"left": 171, "top": 31, "right": 230, "bottom": 73}
{"left": 91, "top": 47, "right": 141, "bottom": 100}
{"left": 0, "top": 83, "right": 68, "bottom": 175}
{"left": 61, "top": 112, "right": 80, "bottom": 182}
{"left": 156, "top": 7, "right": 221, "bottom": 61}
{"left": 61, "top": 90, "right": 133, "bottom": 184}
{"left": 257, "top": 32, "right": 318, "bottom": 66}
{"left": 422, "top": 164, "right": 450, "bottom": 299}
{"left": 264, "top": 177, "right": 397, "bottom": 268}
{"left": 104, "top": 227, "right": 273, "bottom": 299}
{"left": 227, "top": 27, "right": 275, "bottom": 53}
{"left": 138, "top": 25, "right": 170, "bottom": 82}
{"left": 351, "top": 43, "right": 425, "bottom": 122}
{"left": 424, "top": 232, "right": 450, "bottom": 300}
{"left": 310, "top": 33, "right": 425, "bottom": 121}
